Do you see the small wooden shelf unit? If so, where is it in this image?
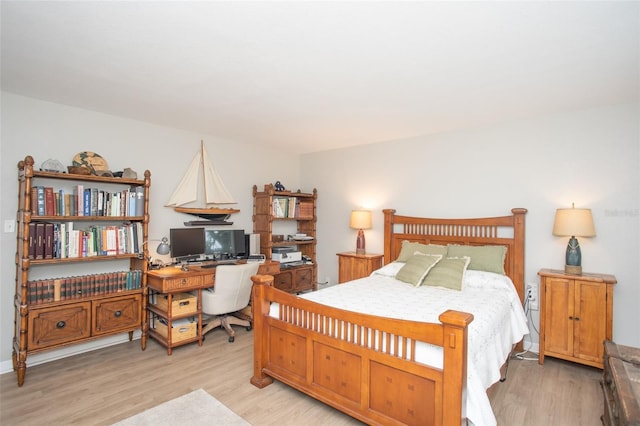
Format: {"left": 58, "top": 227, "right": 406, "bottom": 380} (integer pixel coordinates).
{"left": 252, "top": 184, "right": 317, "bottom": 293}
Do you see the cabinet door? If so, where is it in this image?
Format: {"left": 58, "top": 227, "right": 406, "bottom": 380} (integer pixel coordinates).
{"left": 93, "top": 294, "right": 141, "bottom": 335}
{"left": 28, "top": 303, "right": 91, "bottom": 350}
{"left": 574, "top": 280, "right": 607, "bottom": 364}
{"left": 544, "top": 277, "right": 574, "bottom": 357}
{"left": 274, "top": 270, "right": 294, "bottom": 292}
{"left": 338, "top": 256, "right": 356, "bottom": 283}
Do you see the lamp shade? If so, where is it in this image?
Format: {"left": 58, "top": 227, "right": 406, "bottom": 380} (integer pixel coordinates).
{"left": 350, "top": 210, "right": 372, "bottom": 230}
{"left": 156, "top": 237, "right": 170, "bottom": 255}
{"left": 552, "top": 208, "right": 596, "bottom": 237}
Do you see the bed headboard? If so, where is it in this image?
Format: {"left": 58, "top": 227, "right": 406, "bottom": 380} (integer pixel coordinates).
{"left": 383, "top": 208, "right": 527, "bottom": 303}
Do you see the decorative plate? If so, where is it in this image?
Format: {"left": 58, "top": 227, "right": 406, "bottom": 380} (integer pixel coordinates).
{"left": 40, "top": 158, "right": 65, "bottom": 173}
{"left": 72, "top": 151, "right": 109, "bottom": 172}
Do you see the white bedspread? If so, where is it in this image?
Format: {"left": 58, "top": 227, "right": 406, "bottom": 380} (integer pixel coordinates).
{"left": 281, "top": 264, "right": 529, "bottom": 426}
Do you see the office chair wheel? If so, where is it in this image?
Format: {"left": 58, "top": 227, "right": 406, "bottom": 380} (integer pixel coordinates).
{"left": 228, "top": 336, "right": 235, "bottom": 343}
{"left": 246, "top": 326, "right": 252, "bottom": 331}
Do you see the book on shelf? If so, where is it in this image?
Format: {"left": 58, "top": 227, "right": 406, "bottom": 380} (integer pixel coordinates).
{"left": 34, "top": 222, "right": 45, "bottom": 260}
{"left": 44, "top": 186, "right": 56, "bottom": 216}
{"left": 44, "top": 222, "right": 54, "bottom": 259}
{"left": 288, "top": 196, "right": 297, "bottom": 218}
{"left": 83, "top": 188, "right": 91, "bottom": 216}
{"left": 28, "top": 223, "right": 36, "bottom": 259}
{"left": 33, "top": 185, "right": 45, "bottom": 215}
{"left": 135, "top": 186, "right": 145, "bottom": 216}
{"left": 97, "top": 190, "right": 104, "bottom": 216}
{"left": 73, "top": 184, "right": 83, "bottom": 216}
{"left": 57, "top": 189, "right": 65, "bottom": 216}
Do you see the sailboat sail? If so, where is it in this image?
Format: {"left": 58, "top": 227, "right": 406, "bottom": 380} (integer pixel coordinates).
{"left": 165, "top": 151, "right": 201, "bottom": 207}
{"left": 165, "top": 141, "right": 239, "bottom": 221}
{"left": 201, "top": 143, "right": 236, "bottom": 204}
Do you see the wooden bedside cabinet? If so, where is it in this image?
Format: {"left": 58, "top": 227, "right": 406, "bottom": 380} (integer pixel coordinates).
{"left": 538, "top": 268, "right": 616, "bottom": 369}
{"left": 337, "top": 252, "right": 383, "bottom": 283}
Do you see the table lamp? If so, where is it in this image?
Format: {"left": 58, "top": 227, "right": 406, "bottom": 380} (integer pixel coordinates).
{"left": 350, "top": 210, "right": 372, "bottom": 255}
{"left": 552, "top": 204, "right": 595, "bottom": 275}
{"left": 140, "top": 237, "right": 171, "bottom": 267}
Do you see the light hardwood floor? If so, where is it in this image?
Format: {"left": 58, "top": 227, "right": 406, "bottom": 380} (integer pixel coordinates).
{"left": 1, "top": 330, "right": 603, "bottom": 426}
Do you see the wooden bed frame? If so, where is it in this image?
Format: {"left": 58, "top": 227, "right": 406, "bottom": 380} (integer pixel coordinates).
{"left": 250, "top": 208, "right": 527, "bottom": 426}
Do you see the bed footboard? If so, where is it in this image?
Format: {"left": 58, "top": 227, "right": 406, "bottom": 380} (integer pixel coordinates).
{"left": 250, "top": 275, "right": 473, "bottom": 426}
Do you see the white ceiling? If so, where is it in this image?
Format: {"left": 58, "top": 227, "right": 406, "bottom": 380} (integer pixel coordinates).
{"left": 1, "top": 1, "right": 638, "bottom": 154}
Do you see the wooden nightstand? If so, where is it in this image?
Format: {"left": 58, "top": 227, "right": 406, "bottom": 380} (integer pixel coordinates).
{"left": 538, "top": 268, "right": 617, "bottom": 369}
{"left": 337, "top": 252, "right": 384, "bottom": 283}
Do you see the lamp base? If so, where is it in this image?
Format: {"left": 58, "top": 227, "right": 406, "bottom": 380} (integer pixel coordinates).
{"left": 565, "top": 264, "right": 582, "bottom": 275}
{"left": 356, "top": 229, "right": 366, "bottom": 255}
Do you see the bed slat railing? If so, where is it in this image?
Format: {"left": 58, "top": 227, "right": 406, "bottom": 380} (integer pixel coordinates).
{"left": 404, "top": 223, "right": 499, "bottom": 238}
{"left": 278, "top": 297, "right": 424, "bottom": 361}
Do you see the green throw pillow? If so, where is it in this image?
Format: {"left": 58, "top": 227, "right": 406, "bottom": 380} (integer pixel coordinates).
{"left": 422, "top": 257, "right": 470, "bottom": 291}
{"left": 446, "top": 245, "right": 507, "bottom": 275}
{"left": 396, "top": 253, "right": 443, "bottom": 287}
{"left": 396, "top": 241, "right": 448, "bottom": 262}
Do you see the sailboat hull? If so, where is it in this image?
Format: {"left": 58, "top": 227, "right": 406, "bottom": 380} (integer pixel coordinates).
{"left": 173, "top": 206, "right": 240, "bottom": 221}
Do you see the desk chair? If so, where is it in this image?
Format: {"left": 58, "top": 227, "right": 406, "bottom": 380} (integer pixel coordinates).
{"left": 200, "top": 263, "right": 260, "bottom": 342}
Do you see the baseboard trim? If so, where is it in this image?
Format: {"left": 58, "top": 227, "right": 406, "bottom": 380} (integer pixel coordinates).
{"left": 0, "top": 332, "right": 141, "bottom": 376}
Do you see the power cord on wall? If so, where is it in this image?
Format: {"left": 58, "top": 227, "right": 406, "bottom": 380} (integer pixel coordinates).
{"left": 512, "top": 298, "right": 540, "bottom": 361}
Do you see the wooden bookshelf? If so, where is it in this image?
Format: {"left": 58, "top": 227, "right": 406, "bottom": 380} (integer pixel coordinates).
{"left": 12, "top": 155, "right": 151, "bottom": 386}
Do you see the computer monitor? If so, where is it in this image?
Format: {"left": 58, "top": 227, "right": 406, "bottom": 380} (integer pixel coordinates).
{"left": 169, "top": 227, "right": 206, "bottom": 262}
{"left": 205, "top": 229, "right": 246, "bottom": 259}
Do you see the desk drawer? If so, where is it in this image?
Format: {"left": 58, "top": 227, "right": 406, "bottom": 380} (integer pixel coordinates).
{"left": 148, "top": 274, "right": 207, "bottom": 292}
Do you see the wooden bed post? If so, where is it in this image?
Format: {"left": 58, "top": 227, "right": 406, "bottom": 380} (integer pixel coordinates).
{"left": 383, "top": 209, "right": 396, "bottom": 265}
{"left": 511, "top": 208, "right": 528, "bottom": 305}
{"left": 250, "top": 274, "right": 275, "bottom": 388}
{"left": 439, "top": 310, "right": 474, "bottom": 426}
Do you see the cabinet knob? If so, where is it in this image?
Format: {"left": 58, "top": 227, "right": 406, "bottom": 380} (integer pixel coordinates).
{"left": 574, "top": 317, "right": 580, "bottom": 321}
{"left": 569, "top": 316, "right": 573, "bottom": 320}
{"left": 114, "top": 310, "right": 122, "bottom": 318}
{"left": 56, "top": 321, "right": 66, "bottom": 329}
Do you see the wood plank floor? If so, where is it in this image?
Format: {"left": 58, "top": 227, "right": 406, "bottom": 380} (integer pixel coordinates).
{"left": 1, "top": 330, "right": 603, "bottom": 425}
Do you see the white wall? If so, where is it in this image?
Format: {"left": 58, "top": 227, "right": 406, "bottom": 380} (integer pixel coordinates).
{"left": 2, "top": 93, "right": 638, "bottom": 375}
{"left": 0, "top": 93, "right": 301, "bottom": 371}
{"left": 302, "top": 102, "right": 639, "bottom": 348}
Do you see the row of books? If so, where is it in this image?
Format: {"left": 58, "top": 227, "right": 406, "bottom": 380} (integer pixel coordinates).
{"left": 31, "top": 185, "right": 145, "bottom": 217}
{"left": 27, "top": 270, "right": 143, "bottom": 305}
{"left": 28, "top": 221, "right": 144, "bottom": 260}
{"left": 272, "top": 197, "right": 314, "bottom": 218}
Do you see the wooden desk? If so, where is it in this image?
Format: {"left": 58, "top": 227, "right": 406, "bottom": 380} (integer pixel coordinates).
{"left": 146, "top": 261, "right": 279, "bottom": 354}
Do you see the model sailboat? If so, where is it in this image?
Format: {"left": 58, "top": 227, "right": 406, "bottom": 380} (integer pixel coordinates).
{"left": 165, "top": 141, "right": 240, "bottom": 224}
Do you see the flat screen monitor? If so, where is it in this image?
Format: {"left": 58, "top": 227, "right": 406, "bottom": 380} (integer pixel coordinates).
{"left": 205, "top": 229, "right": 246, "bottom": 259}
{"left": 169, "top": 227, "right": 206, "bottom": 261}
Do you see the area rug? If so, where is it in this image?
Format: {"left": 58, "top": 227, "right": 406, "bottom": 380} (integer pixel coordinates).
{"left": 112, "top": 388, "right": 251, "bottom": 426}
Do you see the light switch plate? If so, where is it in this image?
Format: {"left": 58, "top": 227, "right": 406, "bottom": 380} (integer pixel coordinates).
{"left": 4, "top": 219, "right": 16, "bottom": 233}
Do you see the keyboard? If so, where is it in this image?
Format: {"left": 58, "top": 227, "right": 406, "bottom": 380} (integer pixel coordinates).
{"left": 200, "top": 260, "right": 238, "bottom": 269}
{"left": 200, "top": 264, "right": 217, "bottom": 269}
